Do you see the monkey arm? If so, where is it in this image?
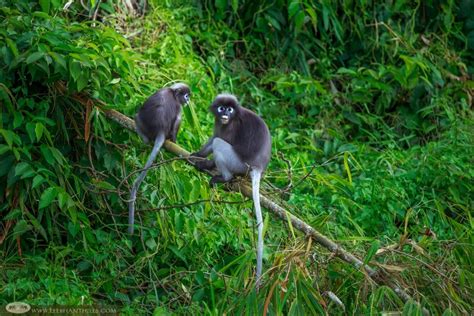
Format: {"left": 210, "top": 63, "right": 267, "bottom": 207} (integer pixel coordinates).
{"left": 192, "top": 136, "right": 214, "bottom": 157}
{"left": 190, "top": 136, "right": 216, "bottom": 171}
{"left": 170, "top": 115, "right": 182, "bottom": 142}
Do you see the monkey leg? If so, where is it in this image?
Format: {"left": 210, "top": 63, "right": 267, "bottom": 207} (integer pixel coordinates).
{"left": 134, "top": 115, "right": 150, "bottom": 144}
{"left": 211, "top": 138, "right": 248, "bottom": 186}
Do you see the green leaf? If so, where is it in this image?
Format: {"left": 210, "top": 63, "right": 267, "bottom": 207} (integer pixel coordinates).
{"left": 0, "top": 155, "right": 15, "bottom": 177}
{"left": 32, "top": 11, "right": 50, "bottom": 19}
{"left": 114, "top": 292, "right": 131, "bottom": 304}
{"left": 294, "top": 11, "right": 305, "bottom": 33}
{"left": 49, "top": 147, "right": 65, "bottom": 164}
{"left": 25, "top": 214, "right": 48, "bottom": 240}
{"left": 39, "top": 187, "right": 58, "bottom": 209}
{"left": 0, "top": 144, "right": 10, "bottom": 155}
{"left": 192, "top": 289, "right": 205, "bottom": 302}
{"left": 49, "top": 52, "right": 67, "bottom": 72}
{"left": 39, "top": 0, "right": 50, "bottom": 13}
{"left": 32, "top": 175, "right": 46, "bottom": 189}
{"left": 0, "top": 129, "right": 20, "bottom": 148}
{"left": 15, "top": 162, "right": 35, "bottom": 179}
{"left": 13, "top": 220, "right": 32, "bottom": 237}
{"left": 69, "top": 60, "right": 81, "bottom": 81}
{"left": 40, "top": 145, "right": 55, "bottom": 165}
{"left": 175, "top": 212, "right": 185, "bottom": 233}
{"left": 343, "top": 152, "right": 352, "bottom": 184}
{"left": 4, "top": 208, "right": 22, "bottom": 220}
{"left": 77, "top": 260, "right": 92, "bottom": 272}
{"left": 68, "top": 222, "right": 80, "bottom": 237}
{"left": 77, "top": 73, "right": 88, "bottom": 91}
{"left": 0, "top": 129, "right": 13, "bottom": 147}
{"left": 305, "top": 7, "right": 317, "bottom": 29}
{"left": 195, "top": 271, "right": 205, "bottom": 285}
{"left": 25, "top": 123, "right": 36, "bottom": 143}
{"left": 35, "top": 122, "right": 44, "bottom": 142}
{"left": 13, "top": 111, "right": 23, "bottom": 129}
{"left": 322, "top": 5, "right": 329, "bottom": 30}
{"left": 95, "top": 181, "right": 115, "bottom": 190}
{"left": 5, "top": 38, "right": 19, "bottom": 58}
{"left": 215, "top": 0, "right": 227, "bottom": 10}
{"left": 146, "top": 238, "right": 157, "bottom": 250}
{"left": 265, "top": 14, "right": 281, "bottom": 31}
{"left": 288, "top": 1, "right": 300, "bottom": 19}
{"left": 26, "top": 51, "right": 45, "bottom": 64}
{"left": 58, "top": 191, "right": 69, "bottom": 209}
{"left": 364, "top": 240, "right": 380, "bottom": 264}
{"left": 168, "top": 245, "right": 188, "bottom": 265}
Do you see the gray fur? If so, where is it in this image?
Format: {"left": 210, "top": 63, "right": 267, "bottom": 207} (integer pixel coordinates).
{"left": 212, "top": 138, "right": 249, "bottom": 180}
{"left": 129, "top": 83, "right": 190, "bottom": 234}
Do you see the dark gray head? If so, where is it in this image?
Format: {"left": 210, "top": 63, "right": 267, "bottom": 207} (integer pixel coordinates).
{"left": 170, "top": 83, "right": 191, "bottom": 106}
{"left": 210, "top": 93, "right": 240, "bottom": 125}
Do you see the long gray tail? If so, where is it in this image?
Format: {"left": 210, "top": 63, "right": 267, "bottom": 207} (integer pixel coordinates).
{"left": 128, "top": 133, "right": 165, "bottom": 234}
{"left": 251, "top": 169, "right": 264, "bottom": 288}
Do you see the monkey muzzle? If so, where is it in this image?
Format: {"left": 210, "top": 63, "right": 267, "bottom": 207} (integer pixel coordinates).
{"left": 220, "top": 115, "right": 229, "bottom": 124}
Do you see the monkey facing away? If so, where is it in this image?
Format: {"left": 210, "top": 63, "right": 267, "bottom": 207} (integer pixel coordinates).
{"left": 192, "top": 94, "right": 271, "bottom": 286}
{"left": 129, "top": 83, "right": 191, "bottom": 235}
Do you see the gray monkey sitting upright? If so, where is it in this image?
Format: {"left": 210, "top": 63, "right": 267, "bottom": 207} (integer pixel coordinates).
{"left": 192, "top": 93, "right": 271, "bottom": 287}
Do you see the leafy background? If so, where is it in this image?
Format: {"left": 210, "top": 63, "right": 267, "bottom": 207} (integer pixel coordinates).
{"left": 0, "top": 0, "right": 472, "bottom": 315}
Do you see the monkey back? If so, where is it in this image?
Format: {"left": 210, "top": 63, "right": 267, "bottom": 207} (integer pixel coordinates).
{"left": 135, "top": 89, "right": 181, "bottom": 142}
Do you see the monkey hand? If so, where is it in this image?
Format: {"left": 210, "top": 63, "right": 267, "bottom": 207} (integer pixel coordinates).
{"left": 188, "top": 152, "right": 202, "bottom": 165}
{"left": 190, "top": 150, "right": 206, "bottom": 158}
{"left": 209, "top": 175, "right": 231, "bottom": 186}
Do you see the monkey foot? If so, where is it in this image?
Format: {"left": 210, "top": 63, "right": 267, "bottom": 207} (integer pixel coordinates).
{"left": 194, "top": 159, "right": 215, "bottom": 171}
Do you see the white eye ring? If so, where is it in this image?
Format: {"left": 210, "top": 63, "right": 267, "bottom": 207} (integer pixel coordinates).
{"left": 227, "top": 107, "right": 234, "bottom": 113}
{"left": 218, "top": 106, "right": 225, "bottom": 112}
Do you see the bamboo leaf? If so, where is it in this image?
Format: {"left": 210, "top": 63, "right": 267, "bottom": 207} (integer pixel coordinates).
{"left": 39, "top": 187, "right": 58, "bottom": 209}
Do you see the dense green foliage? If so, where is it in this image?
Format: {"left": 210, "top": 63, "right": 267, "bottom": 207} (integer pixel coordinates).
{"left": 1, "top": 0, "right": 472, "bottom": 315}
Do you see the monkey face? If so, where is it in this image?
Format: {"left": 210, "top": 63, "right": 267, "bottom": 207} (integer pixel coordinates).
{"left": 171, "top": 83, "right": 191, "bottom": 106}
{"left": 211, "top": 94, "right": 240, "bottom": 125}
{"left": 215, "top": 105, "right": 235, "bottom": 125}
{"left": 177, "top": 90, "right": 191, "bottom": 106}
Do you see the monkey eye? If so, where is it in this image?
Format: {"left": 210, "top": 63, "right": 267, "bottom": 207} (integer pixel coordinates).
{"left": 227, "top": 107, "right": 234, "bottom": 113}
{"left": 217, "top": 106, "right": 225, "bottom": 112}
